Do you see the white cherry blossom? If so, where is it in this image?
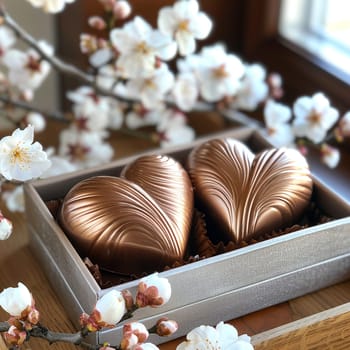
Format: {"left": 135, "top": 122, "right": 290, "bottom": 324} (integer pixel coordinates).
{"left": 0, "top": 283, "right": 32, "bottom": 317}
{"left": 0, "top": 214, "right": 13, "bottom": 240}
{"left": 292, "top": 92, "right": 339, "bottom": 144}
{"left": 26, "top": 0, "right": 76, "bottom": 13}
{"left": 196, "top": 45, "right": 245, "bottom": 102}
{"left": 232, "top": 63, "right": 268, "bottom": 111}
{"left": 58, "top": 127, "right": 113, "bottom": 168}
{"left": 176, "top": 322, "right": 253, "bottom": 350}
{"left": 2, "top": 41, "right": 53, "bottom": 95}
{"left": 158, "top": 0, "right": 212, "bottom": 56}
{"left": 124, "top": 64, "right": 175, "bottom": 109}
{"left": 172, "top": 72, "right": 199, "bottom": 111}
{"left": 110, "top": 16, "right": 177, "bottom": 79}
{"left": 157, "top": 110, "right": 195, "bottom": 148}
{"left": 67, "top": 86, "right": 111, "bottom": 132}
{"left": 0, "top": 125, "right": 51, "bottom": 181}
{"left": 263, "top": 99, "right": 294, "bottom": 147}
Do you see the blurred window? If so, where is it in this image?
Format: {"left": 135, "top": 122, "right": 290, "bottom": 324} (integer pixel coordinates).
{"left": 279, "top": 0, "right": 350, "bottom": 78}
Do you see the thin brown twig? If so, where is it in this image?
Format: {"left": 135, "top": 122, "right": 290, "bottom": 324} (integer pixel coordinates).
{"left": 0, "top": 322, "right": 105, "bottom": 350}
{"left": 0, "top": 95, "right": 69, "bottom": 122}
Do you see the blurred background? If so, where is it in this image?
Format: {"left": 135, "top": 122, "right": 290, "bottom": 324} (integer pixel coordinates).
{"left": 4, "top": 0, "right": 350, "bottom": 113}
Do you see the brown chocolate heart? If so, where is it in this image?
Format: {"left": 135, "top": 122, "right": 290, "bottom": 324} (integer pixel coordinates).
{"left": 121, "top": 154, "right": 194, "bottom": 240}
{"left": 59, "top": 155, "right": 193, "bottom": 275}
{"left": 187, "top": 138, "right": 313, "bottom": 243}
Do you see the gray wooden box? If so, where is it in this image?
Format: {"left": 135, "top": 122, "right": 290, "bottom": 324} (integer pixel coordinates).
{"left": 24, "top": 127, "right": 350, "bottom": 346}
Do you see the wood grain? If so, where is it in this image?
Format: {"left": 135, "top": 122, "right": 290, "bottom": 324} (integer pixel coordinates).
{"left": 252, "top": 303, "right": 350, "bottom": 349}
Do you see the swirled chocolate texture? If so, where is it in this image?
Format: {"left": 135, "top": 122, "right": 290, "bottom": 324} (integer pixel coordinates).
{"left": 59, "top": 155, "right": 193, "bottom": 275}
{"left": 121, "top": 154, "right": 193, "bottom": 240}
{"left": 187, "top": 138, "right": 313, "bottom": 243}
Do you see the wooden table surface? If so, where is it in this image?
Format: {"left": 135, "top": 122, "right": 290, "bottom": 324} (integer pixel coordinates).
{"left": 1, "top": 118, "right": 350, "bottom": 349}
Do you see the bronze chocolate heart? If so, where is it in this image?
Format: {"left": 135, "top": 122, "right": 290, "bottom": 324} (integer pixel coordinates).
{"left": 121, "top": 154, "right": 194, "bottom": 240}
{"left": 59, "top": 155, "right": 193, "bottom": 275}
{"left": 187, "top": 138, "right": 313, "bottom": 243}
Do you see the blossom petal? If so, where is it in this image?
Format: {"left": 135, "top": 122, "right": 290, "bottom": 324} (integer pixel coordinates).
{"left": 190, "top": 12, "right": 213, "bottom": 39}
{"left": 176, "top": 30, "right": 196, "bottom": 56}
{"left": 157, "top": 7, "right": 178, "bottom": 36}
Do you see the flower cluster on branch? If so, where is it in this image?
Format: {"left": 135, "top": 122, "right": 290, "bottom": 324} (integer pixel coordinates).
{"left": 0, "top": 274, "right": 253, "bottom": 349}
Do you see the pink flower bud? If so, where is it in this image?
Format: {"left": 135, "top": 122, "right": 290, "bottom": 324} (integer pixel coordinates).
{"left": 88, "top": 16, "right": 107, "bottom": 30}
{"left": 136, "top": 273, "right": 171, "bottom": 308}
{"left": 113, "top": 0, "right": 131, "bottom": 19}
{"left": 321, "top": 144, "right": 340, "bottom": 168}
{"left": 27, "top": 308, "right": 40, "bottom": 325}
{"left": 4, "top": 325, "right": 27, "bottom": 346}
{"left": 297, "top": 144, "right": 308, "bottom": 157}
{"left": 25, "top": 112, "right": 46, "bottom": 133}
{"left": 21, "top": 89, "right": 34, "bottom": 101}
{"left": 80, "top": 33, "right": 98, "bottom": 54}
{"left": 155, "top": 318, "right": 178, "bottom": 336}
{"left": 123, "top": 322, "right": 149, "bottom": 343}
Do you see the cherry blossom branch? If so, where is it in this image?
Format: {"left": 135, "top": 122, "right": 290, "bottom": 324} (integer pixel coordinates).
{"left": 0, "top": 321, "right": 9, "bottom": 332}
{"left": 0, "top": 7, "right": 226, "bottom": 115}
{"left": 0, "top": 7, "right": 142, "bottom": 107}
{"left": 0, "top": 6, "right": 93, "bottom": 85}
{"left": 0, "top": 321, "right": 100, "bottom": 350}
{"left": 0, "top": 95, "right": 68, "bottom": 122}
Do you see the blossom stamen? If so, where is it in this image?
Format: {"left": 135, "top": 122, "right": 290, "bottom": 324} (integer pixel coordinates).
{"left": 136, "top": 41, "right": 151, "bottom": 55}
{"left": 308, "top": 110, "right": 322, "bottom": 125}
{"left": 26, "top": 55, "right": 41, "bottom": 73}
{"left": 10, "top": 146, "right": 30, "bottom": 166}
{"left": 212, "top": 64, "right": 228, "bottom": 79}
{"left": 178, "top": 19, "right": 190, "bottom": 32}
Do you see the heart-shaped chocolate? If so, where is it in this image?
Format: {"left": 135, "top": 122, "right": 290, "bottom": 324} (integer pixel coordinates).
{"left": 121, "top": 154, "right": 193, "bottom": 239}
{"left": 59, "top": 155, "right": 193, "bottom": 275}
{"left": 187, "top": 138, "right": 313, "bottom": 243}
